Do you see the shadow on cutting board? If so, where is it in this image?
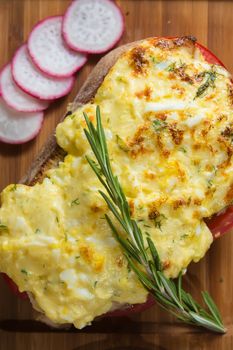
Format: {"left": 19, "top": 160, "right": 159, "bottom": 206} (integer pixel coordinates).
{"left": 72, "top": 335, "right": 165, "bottom": 350}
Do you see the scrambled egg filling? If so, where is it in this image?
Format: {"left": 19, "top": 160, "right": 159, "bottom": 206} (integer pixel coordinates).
{"left": 0, "top": 37, "right": 233, "bottom": 328}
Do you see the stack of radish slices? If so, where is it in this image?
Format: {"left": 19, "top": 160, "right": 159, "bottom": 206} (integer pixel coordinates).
{"left": 0, "top": 0, "right": 124, "bottom": 145}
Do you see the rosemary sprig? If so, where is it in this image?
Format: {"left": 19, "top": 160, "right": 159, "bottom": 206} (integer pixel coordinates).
{"left": 83, "top": 106, "right": 226, "bottom": 334}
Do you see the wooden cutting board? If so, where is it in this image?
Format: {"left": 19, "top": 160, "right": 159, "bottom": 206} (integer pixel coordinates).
{"left": 1, "top": 0, "right": 233, "bottom": 349}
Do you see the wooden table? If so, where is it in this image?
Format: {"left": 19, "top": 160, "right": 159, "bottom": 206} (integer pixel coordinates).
{"left": 1, "top": 0, "right": 233, "bottom": 349}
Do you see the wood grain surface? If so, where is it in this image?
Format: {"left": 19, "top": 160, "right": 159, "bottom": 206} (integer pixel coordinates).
{"left": 1, "top": 0, "right": 233, "bottom": 349}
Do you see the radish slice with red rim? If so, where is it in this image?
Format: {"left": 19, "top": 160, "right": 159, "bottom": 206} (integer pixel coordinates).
{"left": 0, "top": 64, "right": 49, "bottom": 112}
{"left": 0, "top": 98, "right": 43, "bottom": 144}
{"left": 28, "top": 16, "right": 87, "bottom": 78}
{"left": 12, "top": 45, "right": 75, "bottom": 100}
{"left": 62, "top": 0, "right": 124, "bottom": 54}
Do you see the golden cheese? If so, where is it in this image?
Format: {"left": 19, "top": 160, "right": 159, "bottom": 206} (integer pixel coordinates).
{"left": 1, "top": 37, "right": 233, "bottom": 328}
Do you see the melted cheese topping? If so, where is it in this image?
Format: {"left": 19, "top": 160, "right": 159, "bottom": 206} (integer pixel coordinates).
{"left": 1, "top": 37, "right": 233, "bottom": 328}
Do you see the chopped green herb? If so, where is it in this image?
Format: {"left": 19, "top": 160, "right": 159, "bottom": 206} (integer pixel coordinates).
{"left": 180, "top": 234, "right": 189, "bottom": 240}
{"left": 0, "top": 223, "right": 8, "bottom": 231}
{"left": 35, "top": 228, "right": 41, "bottom": 234}
{"left": 150, "top": 56, "right": 160, "bottom": 64}
{"left": 55, "top": 216, "right": 59, "bottom": 223}
{"left": 178, "top": 59, "right": 186, "bottom": 68}
{"left": 207, "top": 179, "right": 213, "bottom": 188}
{"left": 166, "top": 62, "right": 176, "bottom": 72}
{"left": 94, "top": 281, "right": 98, "bottom": 288}
{"left": 70, "top": 114, "right": 76, "bottom": 120}
{"left": 143, "top": 224, "right": 151, "bottom": 228}
{"left": 212, "top": 165, "right": 218, "bottom": 175}
{"left": 152, "top": 119, "right": 167, "bottom": 133}
{"left": 195, "top": 70, "right": 217, "bottom": 98}
{"left": 9, "top": 184, "right": 17, "bottom": 192}
{"left": 116, "top": 76, "right": 125, "bottom": 82}
{"left": 179, "top": 147, "right": 187, "bottom": 153}
{"left": 116, "top": 134, "right": 129, "bottom": 152}
{"left": 212, "top": 165, "right": 217, "bottom": 171}
{"left": 64, "top": 232, "right": 68, "bottom": 241}
{"left": 155, "top": 220, "right": 162, "bottom": 230}
{"left": 153, "top": 214, "right": 167, "bottom": 231}
{"left": 21, "top": 269, "right": 28, "bottom": 275}
{"left": 75, "top": 255, "right": 80, "bottom": 259}
{"left": 71, "top": 198, "right": 80, "bottom": 206}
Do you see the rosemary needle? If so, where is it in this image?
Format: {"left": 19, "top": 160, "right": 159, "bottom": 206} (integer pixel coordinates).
{"left": 83, "top": 106, "right": 226, "bottom": 334}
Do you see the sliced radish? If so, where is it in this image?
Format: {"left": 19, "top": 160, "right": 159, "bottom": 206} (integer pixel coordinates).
{"left": 62, "top": 0, "right": 124, "bottom": 54}
{"left": 28, "top": 16, "right": 87, "bottom": 78}
{"left": 0, "top": 64, "right": 49, "bottom": 113}
{"left": 12, "top": 45, "right": 75, "bottom": 100}
{"left": 0, "top": 98, "right": 43, "bottom": 144}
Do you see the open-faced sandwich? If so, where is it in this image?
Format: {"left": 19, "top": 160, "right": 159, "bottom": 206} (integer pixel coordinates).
{"left": 0, "top": 36, "right": 232, "bottom": 332}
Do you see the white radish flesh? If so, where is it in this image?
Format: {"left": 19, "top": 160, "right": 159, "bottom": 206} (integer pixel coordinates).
{"left": 28, "top": 16, "right": 87, "bottom": 78}
{"left": 12, "top": 45, "right": 75, "bottom": 100}
{"left": 62, "top": 0, "right": 124, "bottom": 54}
{"left": 0, "top": 98, "right": 43, "bottom": 144}
{"left": 0, "top": 64, "right": 49, "bottom": 112}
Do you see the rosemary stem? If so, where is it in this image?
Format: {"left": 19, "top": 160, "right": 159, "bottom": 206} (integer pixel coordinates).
{"left": 83, "top": 107, "right": 226, "bottom": 334}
